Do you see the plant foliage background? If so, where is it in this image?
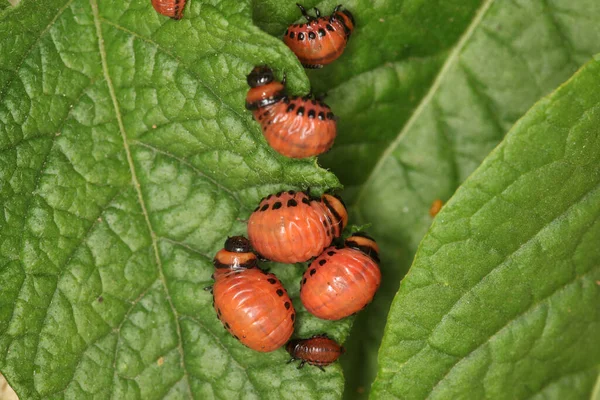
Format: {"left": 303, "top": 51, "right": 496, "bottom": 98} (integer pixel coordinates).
{"left": 0, "top": 0, "right": 599, "bottom": 399}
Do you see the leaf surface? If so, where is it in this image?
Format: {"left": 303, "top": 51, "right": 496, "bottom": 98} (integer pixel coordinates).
{"left": 0, "top": 0, "right": 350, "bottom": 399}
{"left": 372, "top": 55, "right": 600, "bottom": 399}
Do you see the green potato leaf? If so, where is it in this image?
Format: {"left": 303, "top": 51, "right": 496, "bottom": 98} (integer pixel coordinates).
{"left": 254, "top": 0, "right": 600, "bottom": 397}
{"left": 0, "top": 0, "right": 352, "bottom": 398}
{"left": 372, "top": 55, "right": 600, "bottom": 399}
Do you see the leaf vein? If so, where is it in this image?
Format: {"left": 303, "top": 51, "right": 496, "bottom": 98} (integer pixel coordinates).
{"left": 429, "top": 267, "right": 599, "bottom": 399}
{"left": 353, "top": 0, "right": 496, "bottom": 207}
{"left": 0, "top": 0, "right": 74, "bottom": 101}
{"left": 422, "top": 181, "right": 600, "bottom": 396}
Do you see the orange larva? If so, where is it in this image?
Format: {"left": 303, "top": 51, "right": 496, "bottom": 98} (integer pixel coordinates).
{"left": 246, "top": 66, "right": 337, "bottom": 158}
{"left": 151, "top": 0, "right": 186, "bottom": 19}
{"left": 211, "top": 236, "right": 294, "bottom": 352}
{"left": 429, "top": 199, "right": 444, "bottom": 217}
{"left": 247, "top": 190, "right": 348, "bottom": 263}
{"left": 300, "top": 232, "right": 381, "bottom": 320}
{"left": 283, "top": 4, "right": 355, "bottom": 69}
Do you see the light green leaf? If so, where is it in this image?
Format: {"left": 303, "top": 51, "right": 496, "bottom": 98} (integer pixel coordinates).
{"left": 591, "top": 374, "right": 600, "bottom": 400}
{"left": 266, "top": 0, "right": 600, "bottom": 396}
{"left": 0, "top": 0, "right": 350, "bottom": 398}
{"left": 372, "top": 55, "right": 600, "bottom": 399}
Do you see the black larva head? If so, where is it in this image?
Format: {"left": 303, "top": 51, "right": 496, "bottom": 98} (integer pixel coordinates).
{"left": 286, "top": 339, "right": 301, "bottom": 355}
{"left": 247, "top": 66, "right": 274, "bottom": 88}
{"left": 224, "top": 236, "right": 252, "bottom": 253}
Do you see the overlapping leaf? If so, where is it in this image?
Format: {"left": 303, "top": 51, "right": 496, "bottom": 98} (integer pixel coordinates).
{"left": 372, "top": 55, "right": 600, "bottom": 399}
{"left": 0, "top": 0, "right": 351, "bottom": 398}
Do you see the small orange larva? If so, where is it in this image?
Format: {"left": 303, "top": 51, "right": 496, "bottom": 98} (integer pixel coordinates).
{"left": 429, "top": 199, "right": 444, "bottom": 217}
{"left": 151, "top": 0, "right": 186, "bottom": 20}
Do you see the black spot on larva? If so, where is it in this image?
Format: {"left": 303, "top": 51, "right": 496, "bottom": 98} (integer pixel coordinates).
{"left": 266, "top": 194, "right": 273, "bottom": 200}
{"left": 285, "top": 30, "right": 289, "bottom": 36}
{"left": 318, "top": 112, "right": 325, "bottom": 120}
{"left": 285, "top": 302, "right": 291, "bottom": 309}
{"left": 290, "top": 31, "right": 295, "bottom": 39}
{"left": 310, "top": 268, "right": 317, "bottom": 275}
{"left": 234, "top": 335, "right": 240, "bottom": 340}
{"left": 319, "top": 28, "right": 326, "bottom": 37}
{"left": 319, "top": 259, "right": 326, "bottom": 266}
{"left": 218, "top": 308, "right": 222, "bottom": 316}
{"left": 268, "top": 278, "right": 277, "bottom": 284}
{"left": 291, "top": 313, "right": 295, "bottom": 321}
{"left": 277, "top": 289, "right": 284, "bottom": 296}
{"left": 327, "top": 251, "right": 336, "bottom": 256}
{"left": 288, "top": 190, "right": 296, "bottom": 195}
{"left": 273, "top": 202, "right": 282, "bottom": 210}
{"left": 326, "top": 24, "right": 334, "bottom": 31}
{"left": 283, "top": 97, "right": 291, "bottom": 104}
{"left": 302, "top": 278, "right": 307, "bottom": 284}
{"left": 308, "top": 31, "right": 316, "bottom": 39}
{"left": 302, "top": 197, "right": 310, "bottom": 205}
{"left": 311, "top": 99, "right": 317, "bottom": 105}
{"left": 327, "top": 112, "right": 335, "bottom": 120}
{"left": 254, "top": 205, "right": 259, "bottom": 212}
{"left": 308, "top": 110, "right": 316, "bottom": 119}
{"left": 261, "top": 269, "right": 269, "bottom": 275}
{"left": 225, "top": 322, "right": 230, "bottom": 329}
{"left": 287, "top": 104, "right": 296, "bottom": 112}
{"left": 288, "top": 199, "right": 298, "bottom": 207}
{"left": 260, "top": 204, "right": 269, "bottom": 212}
{"left": 326, "top": 230, "right": 331, "bottom": 237}
{"left": 297, "top": 106, "right": 305, "bottom": 116}
{"left": 298, "top": 32, "right": 305, "bottom": 40}
{"left": 276, "top": 191, "right": 283, "bottom": 197}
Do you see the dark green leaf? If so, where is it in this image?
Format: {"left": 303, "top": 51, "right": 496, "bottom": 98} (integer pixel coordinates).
{"left": 372, "top": 55, "right": 600, "bottom": 399}
{"left": 0, "top": 0, "right": 349, "bottom": 398}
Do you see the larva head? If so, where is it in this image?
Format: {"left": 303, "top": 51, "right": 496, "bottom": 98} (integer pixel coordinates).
{"left": 286, "top": 339, "right": 301, "bottom": 356}
{"left": 246, "top": 66, "right": 286, "bottom": 110}
{"left": 213, "top": 236, "right": 258, "bottom": 269}
{"left": 322, "top": 194, "right": 348, "bottom": 233}
{"left": 224, "top": 236, "right": 252, "bottom": 253}
{"left": 247, "top": 66, "right": 275, "bottom": 88}
{"left": 344, "top": 232, "right": 379, "bottom": 263}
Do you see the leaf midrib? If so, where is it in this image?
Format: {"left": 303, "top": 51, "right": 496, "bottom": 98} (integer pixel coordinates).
{"left": 90, "top": 0, "right": 193, "bottom": 396}
{"left": 351, "top": 0, "right": 496, "bottom": 209}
